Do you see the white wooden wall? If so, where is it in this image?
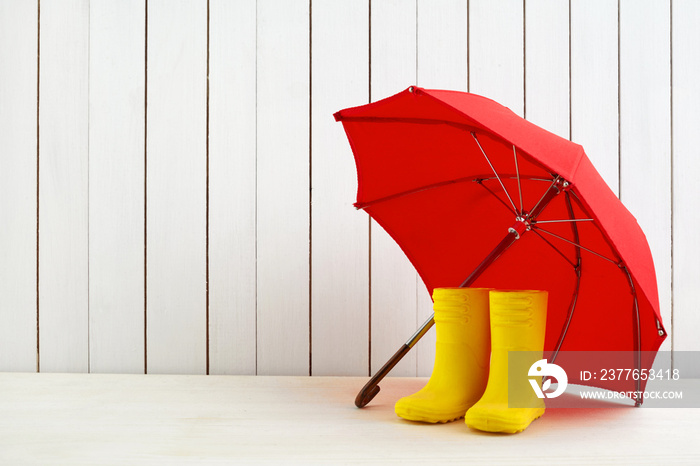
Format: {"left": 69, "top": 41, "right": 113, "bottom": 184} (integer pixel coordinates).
{"left": 0, "top": 0, "right": 697, "bottom": 376}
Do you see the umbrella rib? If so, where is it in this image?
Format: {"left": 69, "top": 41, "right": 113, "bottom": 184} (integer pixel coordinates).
{"left": 354, "top": 175, "right": 476, "bottom": 210}
{"left": 547, "top": 270, "right": 581, "bottom": 372}
{"left": 566, "top": 189, "right": 625, "bottom": 264}
{"left": 476, "top": 180, "right": 521, "bottom": 216}
{"left": 531, "top": 218, "right": 594, "bottom": 224}
{"left": 530, "top": 228, "right": 578, "bottom": 269}
{"left": 533, "top": 227, "right": 619, "bottom": 265}
{"left": 620, "top": 264, "right": 643, "bottom": 405}
{"left": 627, "top": 266, "right": 643, "bottom": 406}
{"left": 471, "top": 132, "right": 518, "bottom": 215}
{"left": 549, "top": 192, "right": 583, "bottom": 365}
{"left": 355, "top": 174, "right": 550, "bottom": 210}
{"left": 479, "top": 175, "right": 554, "bottom": 183}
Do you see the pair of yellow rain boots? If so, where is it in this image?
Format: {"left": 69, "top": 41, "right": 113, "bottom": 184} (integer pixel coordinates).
{"left": 394, "top": 287, "right": 547, "bottom": 434}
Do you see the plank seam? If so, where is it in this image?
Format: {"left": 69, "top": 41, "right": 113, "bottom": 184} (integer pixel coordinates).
{"left": 36, "top": 0, "right": 41, "bottom": 374}
{"left": 367, "top": 0, "right": 372, "bottom": 377}
{"left": 617, "top": 0, "right": 622, "bottom": 200}
{"left": 308, "top": 0, "right": 313, "bottom": 377}
{"left": 254, "top": 0, "right": 259, "bottom": 376}
{"left": 206, "top": 0, "right": 211, "bottom": 376}
{"left": 86, "top": 0, "right": 91, "bottom": 374}
{"left": 467, "top": 0, "right": 470, "bottom": 92}
{"left": 143, "top": 0, "right": 149, "bottom": 375}
{"left": 522, "top": 0, "right": 526, "bottom": 120}
{"left": 568, "top": 0, "right": 572, "bottom": 142}
{"left": 669, "top": 0, "right": 674, "bottom": 365}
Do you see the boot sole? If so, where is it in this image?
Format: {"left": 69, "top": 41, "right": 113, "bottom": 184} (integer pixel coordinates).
{"left": 395, "top": 405, "right": 469, "bottom": 424}
{"left": 397, "top": 413, "right": 465, "bottom": 424}
{"left": 465, "top": 407, "right": 545, "bottom": 434}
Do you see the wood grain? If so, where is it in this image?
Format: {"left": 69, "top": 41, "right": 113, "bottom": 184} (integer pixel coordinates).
{"left": 0, "top": 0, "right": 38, "bottom": 372}
{"left": 311, "top": 0, "right": 370, "bottom": 376}
{"left": 146, "top": 0, "right": 208, "bottom": 374}
{"left": 469, "top": 0, "right": 524, "bottom": 115}
{"left": 1, "top": 373, "right": 698, "bottom": 464}
{"left": 208, "top": 0, "right": 257, "bottom": 375}
{"left": 571, "top": 0, "right": 620, "bottom": 194}
{"left": 88, "top": 0, "right": 145, "bottom": 374}
{"left": 256, "top": 0, "right": 310, "bottom": 375}
{"left": 38, "top": 0, "right": 90, "bottom": 373}
{"left": 525, "top": 0, "right": 569, "bottom": 139}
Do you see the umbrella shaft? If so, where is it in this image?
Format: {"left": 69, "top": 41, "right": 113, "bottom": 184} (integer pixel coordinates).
{"left": 406, "top": 314, "right": 436, "bottom": 348}
{"left": 406, "top": 223, "right": 522, "bottom": 348}
{"left": 459, "top": 230, "right": 519, "bottom": 288}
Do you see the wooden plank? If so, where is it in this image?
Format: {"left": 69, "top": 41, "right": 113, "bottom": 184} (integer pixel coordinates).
{"left": 619, "top": 0, "right": 672, "bottom": 351}
{"left": 208, "top": 0, "right": 257, "bottom": 375}
{"left": 370, "top": 0, "right": 418, "bottom": 377}
{"left": 88, "top": 0, "right": 145, "bottom": 374}
{"left": 1, "top": 373, "right": 699, "bottom": 464}
{"left": 416, "top": 0, "right": 468, "bottom": 91}
{"left": 256, "top": 0, "right": 310, "bottom": 375}
{"left": 672, "top": 0, "right": 700, "bottom": 353}
{"left": 310, "top": 0, "right": 370, "bottom": 376}
{"left": 571, "top": 0, "right": 620, "bottom": 194}
{"left": 38, "top": 0, "right": 90, "bottom": 373}
{"left": 146, "top": 0, "right": 207, "bottom": 374}
{"left": 415, "top": 0, "right": 469, "bottom": 376}
{"left": 0, "top": 0, "right": 38, "bottom": 372}
{"left": 469, "top": 0, "right": 524, "bottom": 116}
{"left": 525, "top": 0, "right": 569, "bottom": 139}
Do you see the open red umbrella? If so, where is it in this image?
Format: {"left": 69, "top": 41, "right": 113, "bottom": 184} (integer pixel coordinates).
{"left": 334, "top": 86, "right": 667, "bottom": 408}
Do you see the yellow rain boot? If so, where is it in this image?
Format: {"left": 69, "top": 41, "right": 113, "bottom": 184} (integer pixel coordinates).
{"left": 395, "top": 287, "right": 491, "bottom": 423}
{"left": 464, "top": 290, "right": 548, "bottom": 434}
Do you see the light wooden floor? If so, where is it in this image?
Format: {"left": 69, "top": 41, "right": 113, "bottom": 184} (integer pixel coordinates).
{"left": 1, "top": 373, "right": 698, "bottom": 465}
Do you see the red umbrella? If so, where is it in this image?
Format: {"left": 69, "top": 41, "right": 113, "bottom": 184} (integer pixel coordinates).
{"left": 335, "top": 86, "right": 667, "bottom": 408}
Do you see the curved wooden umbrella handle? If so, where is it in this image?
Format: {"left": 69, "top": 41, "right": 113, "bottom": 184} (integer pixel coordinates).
{"left": 354, "top": 345, "right": 406, "bottom": 408}
{"left": 355, "top": 316, "right": 435, "bottom": 408}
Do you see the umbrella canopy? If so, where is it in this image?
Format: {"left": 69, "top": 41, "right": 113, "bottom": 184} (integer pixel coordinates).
{"left": 335, "top": 87, "right": 666, "bottom": 405}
